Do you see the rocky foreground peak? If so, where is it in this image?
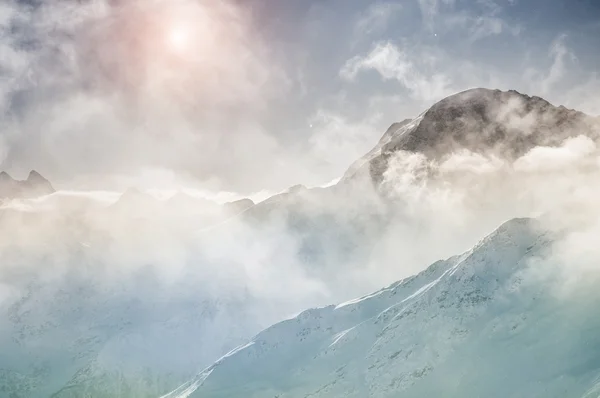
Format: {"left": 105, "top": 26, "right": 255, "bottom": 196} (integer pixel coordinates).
{"left": 395, "top": 88, "right": 593, "bottom": 155}
{"left": 345, "top": 88, "right": 600, "bottom": 184}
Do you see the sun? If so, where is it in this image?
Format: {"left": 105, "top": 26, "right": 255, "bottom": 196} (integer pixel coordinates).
{"left": 167, "top": 26, "right": 190, "bottom": 52}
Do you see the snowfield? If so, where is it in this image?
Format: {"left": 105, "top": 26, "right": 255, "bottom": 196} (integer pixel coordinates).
{"left": 156, "top": 218, "right": 600, "bottom": 398}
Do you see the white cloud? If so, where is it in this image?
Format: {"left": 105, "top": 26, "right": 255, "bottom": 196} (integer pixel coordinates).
{"left": 519, "top": 34, "right": 584, "bottom": 107}
{"left": 441, "top": 2, "right": 521, "bottom": 43}
{"left": 533, "top": 34, "right": 577, "bottom": 95}
{"left": 340, "top": 42, "right": 453, "bottom": 102}
{"left": 564, "top": 73, "right": 600, "bottom": 116}
{"left": 308, "top": 110, "right": 383, "bottom": 177}
{"left": 468, "top": 15, "right": 521, "bottom": 41}
{"left": 0, "top": 0, "right": 305, "bottom": 192}
{"left": 439, "top": 151, "right": 505, "bottom": 175}
{"left": 340, "top": 42, "right": 410, "bottom": 81}
{"left": 513, "top": 136, "right": 597, "bottom": 173}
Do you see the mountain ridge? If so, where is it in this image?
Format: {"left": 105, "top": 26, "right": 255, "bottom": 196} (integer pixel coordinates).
{"left": 3, "top": 88, "right": 600, "bottom": 398}
{"left": 0, "top": 170, "right": 55, "bottom": 199}
{"left": 160, "top": 217, "right": 581, "bottom": 398}
{"left": 3, "top": 88, "right": 598, "bottom": 205}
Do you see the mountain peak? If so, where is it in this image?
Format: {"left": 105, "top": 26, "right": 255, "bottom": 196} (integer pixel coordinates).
{"left": 436, "top": 88, "right": 560, "bottom": 115}
{"left": 0, "top": 170, "right": 54, "bottom": 199}
{"left": 345, "top": 88, "right": 600, "bottom": 185}
{"left": 0, "top": 171, "right": 14, "bottom": 182}
{"left": 27, "top": 170, "right": 42, "bottom": 180}
{"left": 24, "top": 170, "right": 54, "bottom": 195}
{"left": 393, "top": 87, "right": 594, "bottom": 159}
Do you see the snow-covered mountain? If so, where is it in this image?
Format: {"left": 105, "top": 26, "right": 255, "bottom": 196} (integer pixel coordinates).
{"left": 0, "top": 242, "right": 267, "bottom": 398}
{"left": 3, "top": 88, "right": 600, "bottom": 397}
{"left": 164, "top": 217, "right": 600, "bottom": 398}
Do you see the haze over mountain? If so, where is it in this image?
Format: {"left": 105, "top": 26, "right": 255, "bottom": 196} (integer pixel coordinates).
{"left": 2, "top": 88, "right": 600, "bottom": 397}
{"left": 182, "top": 218, "right": 600, "bottom": 398}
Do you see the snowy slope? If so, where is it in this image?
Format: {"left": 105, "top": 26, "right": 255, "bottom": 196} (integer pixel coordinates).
{"left": 0, "top": 268, "right": 260, "bottom": 398}
{"left": 155, "top": 217, "right": 600, "bottom": 398}
{"left": 0, "top": 223, "right": 269, "bottom": 398}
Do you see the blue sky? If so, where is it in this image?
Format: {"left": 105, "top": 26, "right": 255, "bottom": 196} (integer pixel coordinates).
{"left": 0, "top": 0, "right": 599, "bottom": 192}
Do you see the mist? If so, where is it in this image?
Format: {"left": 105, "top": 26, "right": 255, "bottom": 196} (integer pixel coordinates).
{"left": 2, "top": 0, "right": 600, "bottom": 396}
{"left": 3, "top": 96, "right": 600, "bottom": 313}
{"left": 3, "top": 98, "right": 600, "bottom": 396}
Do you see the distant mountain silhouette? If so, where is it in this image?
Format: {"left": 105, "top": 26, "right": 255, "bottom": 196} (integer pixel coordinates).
{"left": 0, "top": 170, "right": 55, "bottom": 199}
{"left": 223, "top": 198, "right": 255, "bottom": 215}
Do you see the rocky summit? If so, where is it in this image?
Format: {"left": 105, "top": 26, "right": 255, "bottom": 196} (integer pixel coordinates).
{"left": 343, "top": 88, "right": 600, "bottom": 185}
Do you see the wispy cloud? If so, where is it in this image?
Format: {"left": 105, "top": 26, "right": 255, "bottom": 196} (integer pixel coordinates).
{"left": 308, "top": 109, "right": 383, "bottom": 176}
{"left": 525, "top": 34, "right": 577, "bottom": 96}
{"left": 468, "top": 15, "right": 521, "bottom": 41}
{"left": 436, "top": 0, "right": 521, "bottom": 42}
{"left": 355, "top": 2, "right": 403, "bottom": 36}
{"left": 418, "top": 0, "right": 457, "bottom": 30}
{"left": 0, "top": 0, "right": 301, "bottom": 192}
{"left": 564, "top": 73, "right": 600, "bottom": 116}
{"left": 340, "top": 41, "right": 453, "bottom": 102}
{"left": 544, "top": 34, "right": 577, "bottom": 93}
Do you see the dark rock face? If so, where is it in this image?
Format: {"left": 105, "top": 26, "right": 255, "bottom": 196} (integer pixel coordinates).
{"left": 347, "top": 88, "right": 600, "bottom": 185}
{"left": 0, "top": 170, "right": 55, "bottom": 199}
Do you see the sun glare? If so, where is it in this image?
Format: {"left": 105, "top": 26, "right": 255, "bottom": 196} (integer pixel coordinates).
{"left": 168, "top": 26, "right": 189, "bottom": 52}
